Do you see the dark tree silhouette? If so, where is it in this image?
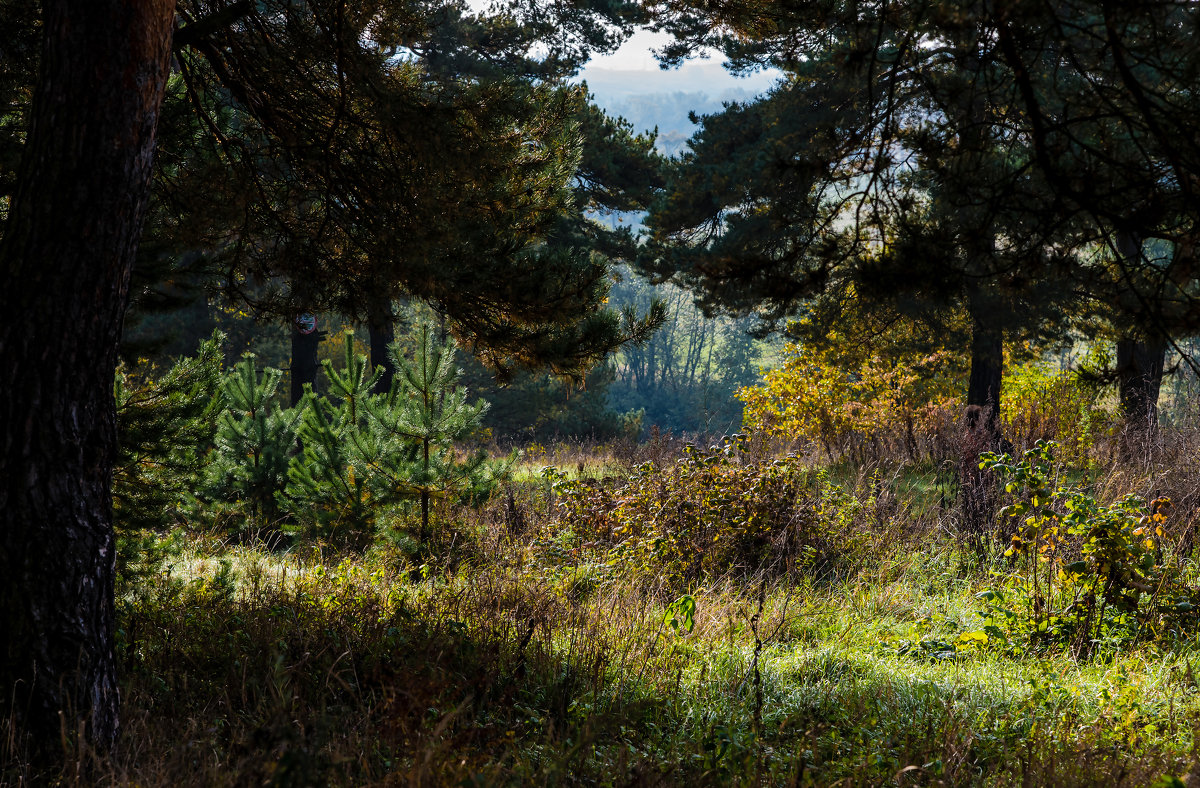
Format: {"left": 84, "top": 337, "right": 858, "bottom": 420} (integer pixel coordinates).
{"left": 0, "top": 0, "right": 174, "bottom": 758}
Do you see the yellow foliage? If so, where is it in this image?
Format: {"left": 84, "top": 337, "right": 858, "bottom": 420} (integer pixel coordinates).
{"left": 738, "top": 339, "right": 962, "bottom": 459}
{"left": 741, "top": 324, "right": 1112, "bottom": 463}
{"left": 1000, "top": 356, "right": 1111, "bottom": 463}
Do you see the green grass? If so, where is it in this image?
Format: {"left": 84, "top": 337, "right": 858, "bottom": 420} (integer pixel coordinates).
{"left": 9, "top": 537, "right": 1193, "bottom": 785}
{"left": 8, "top": 442, "right": 1200, "bottom": 786}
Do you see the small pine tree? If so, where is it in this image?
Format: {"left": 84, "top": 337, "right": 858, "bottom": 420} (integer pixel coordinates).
{"left": 114, "top": 331, "right": 223, "bottom": 532}
{"left": 113, "top": 332, "right": 223, "bottom": 592}
{"left": 282, "top": 331, "right": 409, "bottom": 542}
{"left": 367, "top": 323, "right": 505, "bottom": 537}
{"left": 202, "top": 354, "right": 302, "bottom": 532}
{"left": 272, "top": 326, "right": 504, "bottom": 545}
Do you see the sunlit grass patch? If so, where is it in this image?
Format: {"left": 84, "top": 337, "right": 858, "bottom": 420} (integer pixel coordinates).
{"left": 18, "top": 428, "right": 1200, "bottom": 786}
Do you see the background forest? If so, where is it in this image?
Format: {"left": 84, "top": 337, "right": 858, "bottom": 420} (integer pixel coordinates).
{"left": 10, "top": 0, "right": 1200, "bottom": 786}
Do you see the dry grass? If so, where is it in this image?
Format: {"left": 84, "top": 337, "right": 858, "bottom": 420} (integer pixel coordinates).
{"left": 8, "top": 425, "right": 1200, "bottom": 785}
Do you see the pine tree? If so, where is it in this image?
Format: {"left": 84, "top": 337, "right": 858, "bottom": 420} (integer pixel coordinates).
{"left": 642, "top": 0, "right": 1200, "bottom": 433}
{"left": 280, "top": 328, "right": 503, "bottom": 543}
{"left": 113, "top": 332, "right": 222, "bottom": 595}
{"left": 0, "top": 0, "right": 175, "bottom": 756}
{"left": 113, "top": 331, "right": 223, "bottom": 532}
{"left": 202, "top": 354, "right": 301, "bottom": 532}
{"left": 170, "top": 0, "right": 661, "bottom": 378}
{"left": 282, "top": 331, "right": 399, "bottom": 543}
{"left": 1, "top": 0, "right": 648, "bottom": 753}
{"left": 988, "top": 3, "right": 1200, "bottom": 432}
{"left": 640, "top": 4, "right": 1083, "bottom": 439}
{"left": 366, "top": 323, "right": 503, "bottom": 538}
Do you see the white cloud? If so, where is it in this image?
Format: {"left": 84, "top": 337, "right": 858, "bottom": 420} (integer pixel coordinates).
{"left": 584, "top": 27, "right": 677, "bottom": 71}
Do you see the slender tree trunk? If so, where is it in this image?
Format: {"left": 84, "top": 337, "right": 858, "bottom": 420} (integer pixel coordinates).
{"left": 421, "top": 438, "right": 431, "bottom": 537}
{"left": 367, "top": 298, "right": 396, "bottom": 394}
{"left": 0, "top": 0, "right": 174, "bottom": 760}
{"left": 966, "top": 309, "right": 1004, "bottom": 436}
{"left": 290, "top": 314, "right": 321, "bottom": 406}
{"left": 1113, "top": 230, "right": 1167, "bottom": 439}
{"left": 961, "top": 291, "right": 1005, "bottom": 537}
{"left": 1116, "top": 336, "right": 1167, "bottom": 432}
{"left": 959, "top": 47, "right": 1005, "bottom": 445}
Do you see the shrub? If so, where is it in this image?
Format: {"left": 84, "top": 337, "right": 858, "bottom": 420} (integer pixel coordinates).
{"left": 1002, "top": 354, "right": 1112, "bottom": 464}
{"left": 974, "top": 441, "right": 1198, "bottom": 656}
{"left": 554, "top": 434, "right": 864, "bottom": 588}
{"left": 739, "top": 340, "right": 963, "bottom": 463}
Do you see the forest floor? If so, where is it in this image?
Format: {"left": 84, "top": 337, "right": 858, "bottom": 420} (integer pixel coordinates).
{"left": 8, "top": 438, "right": 1200, "bottom": 786}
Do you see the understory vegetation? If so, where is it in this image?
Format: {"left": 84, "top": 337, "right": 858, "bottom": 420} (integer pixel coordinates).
{"left": 6, "top": 337, "right": 1200, "bottom": 787}
{"left": 0, "top": 308, "right": 1172, "bottom": 788}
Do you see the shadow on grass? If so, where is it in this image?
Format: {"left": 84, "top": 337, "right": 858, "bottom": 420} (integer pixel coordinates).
{"left": 4, "top": 558, "right": 702, "bottom": 786}
{"left": 746, "top": 648, "right": 1198, "bottom": 787}
{"left": 4, "top": 556, "right": 1197, "bottom": 787}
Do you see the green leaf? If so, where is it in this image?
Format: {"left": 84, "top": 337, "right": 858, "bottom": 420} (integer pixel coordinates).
{"left": 664, "top": 594, "right": 697, "bottom": 635}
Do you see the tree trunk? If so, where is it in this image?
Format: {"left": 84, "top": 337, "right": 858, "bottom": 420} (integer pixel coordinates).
{"left": 960, "top": 298, "right": 1005, "bottom": 537}
{"left": 966, "top": 310, "right": 1004, "bottom": 437}
{"left": 0, "top": 0, "right": 175, "bottom": 760}
{"left": 1112, "top": 229, "right": 1167, "bottom": 439}
{"left": 367, "top": 299, "right": 396, "bottom": 395}
{"left": 1116, "top": 336, "right": 1167, "bottom": 432}
{"left": 290, "top": 314, "right": 321, "bottom": 406}
{"left": 421, "top": 438, "right": 431, "bottom": 538}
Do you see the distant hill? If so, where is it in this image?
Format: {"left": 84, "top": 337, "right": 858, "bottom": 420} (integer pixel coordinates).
{"left": 577, "top": 62, "right": 779, "bottom": 157}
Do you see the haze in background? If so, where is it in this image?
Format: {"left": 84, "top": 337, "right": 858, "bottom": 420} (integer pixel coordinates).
{"left": 579, "top": 28, "right": 780, "bottom": 154}
{"left": 463, "top": 4, "right": 780, "bottom": 154}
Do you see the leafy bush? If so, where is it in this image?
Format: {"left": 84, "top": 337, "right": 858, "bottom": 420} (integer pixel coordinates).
{"left": 1002, "top": 354, "right": 1113, "bottom": 464}
{"left": 974, "top": 441, "right": 1197, "bottom": 656}
{"left": 554, "top": 434, "right": 864, "bottom": 588}
{"left": 739, "top": 340, "right": 962, "bottom": 463}
{"left": 740, "top": 327, "right": 1114, "bottom": 470}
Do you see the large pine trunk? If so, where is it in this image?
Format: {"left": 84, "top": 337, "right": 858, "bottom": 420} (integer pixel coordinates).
{"left": 0, "top": 0, "right": 174, "bottom": 759}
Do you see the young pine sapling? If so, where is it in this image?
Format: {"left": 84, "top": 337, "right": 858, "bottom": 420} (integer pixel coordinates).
{"left": 367, "top": 323, "right": 505, "bottom": 537}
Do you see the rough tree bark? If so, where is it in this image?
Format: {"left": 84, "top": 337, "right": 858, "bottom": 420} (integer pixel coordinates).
{"left": 1113, "top": 230, "right": 1168, "bottom": 439}
{"left": 0, "top": 0, "right": 175, "bottom": 759}
{"left": 960, "top": 289, "right": 1005, "bottom": 537}
{"left": 965, "top": 306, "right": 1004, "bottom": 438}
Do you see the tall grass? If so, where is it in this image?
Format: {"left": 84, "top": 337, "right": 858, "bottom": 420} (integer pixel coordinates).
{"left": 7, "top": 421, "right": 1200, "bottom": 785}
